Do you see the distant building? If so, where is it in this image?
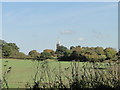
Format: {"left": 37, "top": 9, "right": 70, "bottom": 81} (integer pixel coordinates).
{"left": 56, "top": 40, "right": 61, "bottom": 49}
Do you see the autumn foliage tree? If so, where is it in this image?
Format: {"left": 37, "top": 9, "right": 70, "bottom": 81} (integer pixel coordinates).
{"left": 1, "top": 40, "right": 118, "bottom": 61}
{"left": 28, "top": 50, "right": 40, "bottom": 59}
{"left": 59, "top": 45, "right": 117, "bottom": 62}
{"left": 104, "top": 48, "right": 117, "bottom": 60}
{"left": 44, "top": 49, "right": 56, "bottom": 57}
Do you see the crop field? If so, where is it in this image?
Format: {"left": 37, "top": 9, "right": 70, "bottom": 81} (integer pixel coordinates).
{"left": 1, "top": 59, "right": 120, "bottom": 88}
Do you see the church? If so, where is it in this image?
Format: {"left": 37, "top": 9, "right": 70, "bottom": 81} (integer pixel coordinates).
{"left": 56, "top": 40, "right": 61, "bottom": 49}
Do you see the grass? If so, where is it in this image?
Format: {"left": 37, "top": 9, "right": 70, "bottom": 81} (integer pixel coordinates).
{"left": 1, "top": 59, "right": 120, "bottom": 88}
{"left": 1, "top": 59, "right": 80, "bottom": 88}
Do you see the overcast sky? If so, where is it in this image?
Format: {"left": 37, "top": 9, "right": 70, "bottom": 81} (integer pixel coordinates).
{"left": 2, "top": 2, "right": 118, "bottom": 54}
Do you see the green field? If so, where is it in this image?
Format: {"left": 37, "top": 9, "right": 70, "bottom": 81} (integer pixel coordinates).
{"left": 2, "top": 59, "right": 80, "bottom": 88}
{"left": 1, "top": 59, "right": 119, "bottom": 88}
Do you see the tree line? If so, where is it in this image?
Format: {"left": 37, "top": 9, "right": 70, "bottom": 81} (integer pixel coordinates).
{"left": 0, "top": 40, "right": 119, "bottom": 62}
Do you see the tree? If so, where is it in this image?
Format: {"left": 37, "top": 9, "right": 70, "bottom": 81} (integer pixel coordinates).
{"left": 69, "top": 51, "right": 87, "bottom": 61}
{"left": 64, "top": 49, "right": 72, "bottom": 57}
{"left": 2, "top": 44, "right": 12, "bottom": 57}
{"left": 59, "top": 49, "right": 72, "bottom": 61}
{"left": 2, "top": 42, "right": 20, "bottom": 58}
{"left": 116, "top": 49, "right": 120, "bottom": 59}
{"left": 28, "top": 50, "right": 40, "bottom": 59}
{"left": 7, "top": 43, "right": 19, "bottom": 51}
{"left": 44, "top": 49, "right": 55, "bottom": 56}
{"left": 104, "top": 48, "right": 117, "bottom": 60}
{"left": 56, "top": 45, "right": 68, "bottom": 57}
{"left": 70, "top": 51, "right": 80, "bottom": 60}
{"left": 99, "top": 55, "right": 107, "bottom": 61}
{"left": 70, "top": 46, "right": 75, "bottom": 50}
{"left": 17, "top": 52, "right": 27, "bottom": 59}
{"left": 44, "top": 49, "right": 54, "bottom": 53}
{"left": 40, "top": 51, "right": 53, "bottom": 60}
{"left": 70, "top": 46, "right": 83, "bottom": 52}
{"left": 95, "top": 47, "right": 105, "bottom": 55}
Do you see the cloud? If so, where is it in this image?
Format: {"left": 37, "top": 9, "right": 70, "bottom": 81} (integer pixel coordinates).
{"left": 60, "top": 30, "right": 75, "bottom": 35}
{"left": 77, "top": 37, "right": 85, "bottom": 41}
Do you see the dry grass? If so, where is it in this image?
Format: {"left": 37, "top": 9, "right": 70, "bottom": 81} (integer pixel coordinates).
{"left": 2, "top": 59, "right": 120, "bottom": 89}
{"left": 27, "top": 60, "right": 120, "bottom": 89}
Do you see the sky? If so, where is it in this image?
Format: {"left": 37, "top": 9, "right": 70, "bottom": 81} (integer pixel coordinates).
{"left": 2, "top": 2, "right": 118, "bottom": 54}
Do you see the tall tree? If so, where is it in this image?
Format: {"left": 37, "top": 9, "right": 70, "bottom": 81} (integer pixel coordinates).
{"left": 2, "top": 44, "right": 12, "bottom": 57}
{"left": 56, "top": 45, "right": 68, "bottom": 57}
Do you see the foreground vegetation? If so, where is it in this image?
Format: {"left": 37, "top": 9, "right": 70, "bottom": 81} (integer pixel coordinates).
{"left": 2, "top": 59, "right": 120, "bottom": 89}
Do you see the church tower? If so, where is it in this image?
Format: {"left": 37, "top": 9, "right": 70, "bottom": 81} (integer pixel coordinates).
{"left": 56, "top": 40, "right": 60, "bottom": 49}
